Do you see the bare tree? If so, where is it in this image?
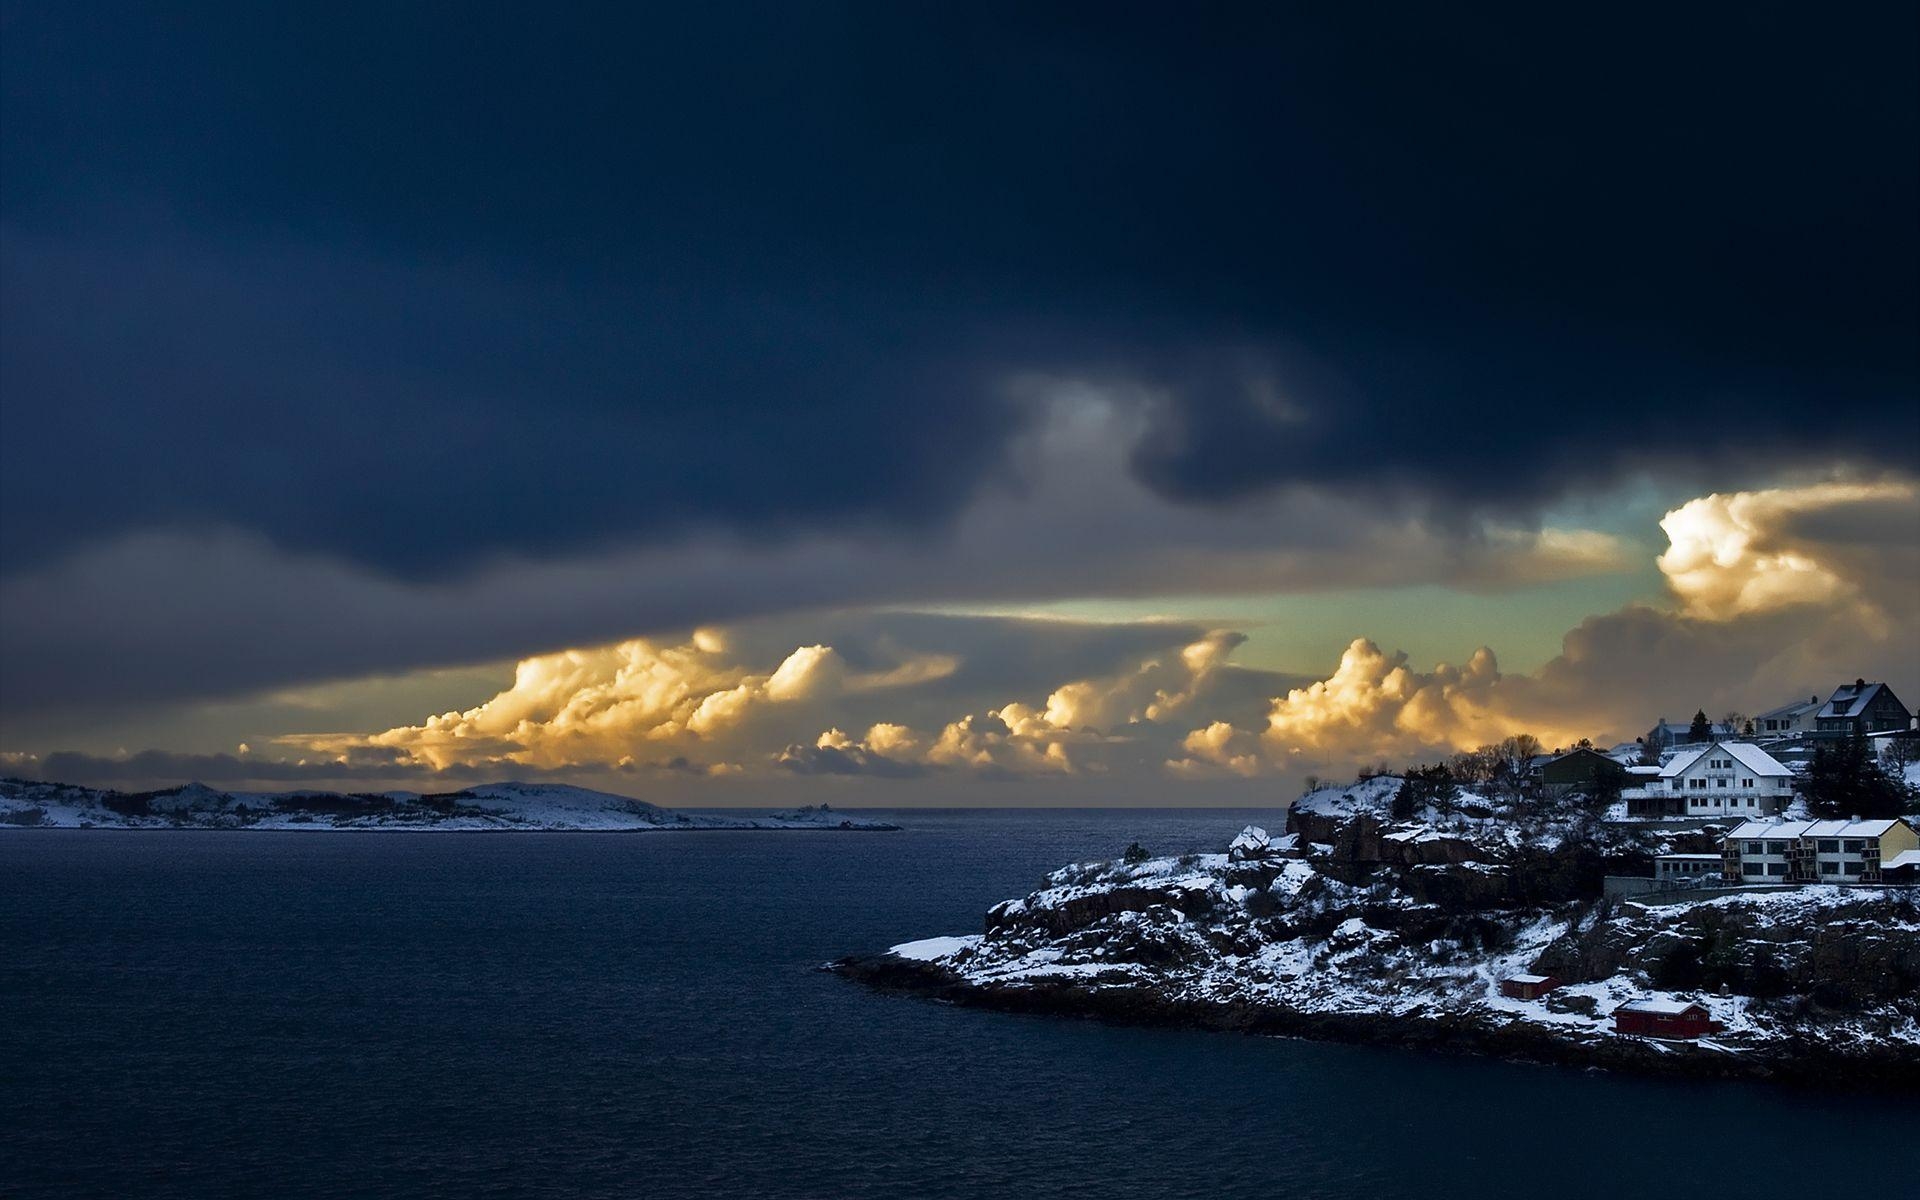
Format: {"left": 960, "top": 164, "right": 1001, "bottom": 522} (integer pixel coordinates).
{"left": 1491, "top": 733, "right": 1544, "bottom": 806}
{"left": 1449, "top": 745, "right": 1499, "bottom": 787}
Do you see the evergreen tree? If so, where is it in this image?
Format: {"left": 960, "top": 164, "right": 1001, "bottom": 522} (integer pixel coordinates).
{"left": 1800, "top": 734, "right": 1913, "bottom": 819}
{"left": 1688, "top": 709, "right": 1712, "bottom": 744}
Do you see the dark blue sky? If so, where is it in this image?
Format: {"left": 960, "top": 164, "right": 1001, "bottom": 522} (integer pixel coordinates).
{"left": 3, "top": 3, "right": 1917, "bottom": 798}
{"left": 5, "top": 2, "right": 1915, "bottom": 577}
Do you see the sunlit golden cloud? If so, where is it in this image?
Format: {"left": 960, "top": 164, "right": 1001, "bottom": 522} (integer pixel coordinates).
{"left": 295, "top": 634, "right": 955, "bottom": 773}
{"left": 1657, "top": 479, "right": 1916, "bottom": 623}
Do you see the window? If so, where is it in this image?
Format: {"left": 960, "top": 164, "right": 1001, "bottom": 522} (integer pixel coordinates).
{"left": 1818, "top": 840, "right": 1839, "bottom": 853}
{"left": 1843, "top": 840, "right": 1863, "bottom": 852}
{"left": 1745, "top": 841, "right": 1763, "bottom": 854}
{"left": 1742, "top": 779, "right": 1754, "bottom": 788}
{"left": 1745, "top": 798, "right": 1754, "bottom": 807}
{"left": 1820, "top": 861, "right": 1839, "bottom": 875}
{"left": 1743, "top": 863, "right": 1764, "bottom": 876}
{"left": 1716, "top": 778, "right": 1728, "bottom": 788}
{"left": 1767, "top": 841, "right": 1788, "bottom": 853}
{"left": 1767, "top": 863, "right": 1789, "bottom": 876}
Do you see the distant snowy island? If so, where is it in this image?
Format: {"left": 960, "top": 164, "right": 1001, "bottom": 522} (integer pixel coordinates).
{"left": 837, "top": 776, "right": 1919, "bottom": 1089}
{"left": 0, "top": 778, "right": 900, "bottom": 832}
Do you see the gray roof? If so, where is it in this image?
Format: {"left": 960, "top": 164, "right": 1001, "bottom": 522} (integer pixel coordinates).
{"left": 1650, "top": 718, "right": 1733, "bottom": 738}
{"left": 1754, "top": 696, "right": 1820, "bottom": 721}
{"left": 1818, "top": 681, "right": 1893, "bottom": 720}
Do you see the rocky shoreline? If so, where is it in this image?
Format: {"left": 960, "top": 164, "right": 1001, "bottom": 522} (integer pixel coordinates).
{"left": 831, "top": 951, "right": 1918, "bottom": 1092}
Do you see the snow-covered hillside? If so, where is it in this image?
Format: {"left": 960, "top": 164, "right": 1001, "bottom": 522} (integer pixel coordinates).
{"left": 842, "top": 812, "right": 1920, "bottom": 1087}
{"left": 0, "top": 778, "right": 899, "bottom": 832}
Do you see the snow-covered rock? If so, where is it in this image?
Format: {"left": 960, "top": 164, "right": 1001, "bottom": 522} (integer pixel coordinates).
{"left": 844, "top": 822, "right": 1920, "bottom": 1088}
{"left": 1227, "top": 825, "right": 1271, "bottom": 861}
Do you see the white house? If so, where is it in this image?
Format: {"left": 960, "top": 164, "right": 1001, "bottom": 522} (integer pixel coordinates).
{"left": 1752, "top": 695, "right": 1820, "bottom": 739}
{"left": 1656, "top": 740, "right": 1797, "bottom": 818}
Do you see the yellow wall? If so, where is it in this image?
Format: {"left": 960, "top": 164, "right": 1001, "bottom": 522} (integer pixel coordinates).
{"left": 1879, "top": 819, "right": 1920, "bottom": 862}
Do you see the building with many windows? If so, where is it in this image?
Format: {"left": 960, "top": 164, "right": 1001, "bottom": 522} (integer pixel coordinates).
{"left": 1722, "top": 817, "right": 1919, "bottom": 885}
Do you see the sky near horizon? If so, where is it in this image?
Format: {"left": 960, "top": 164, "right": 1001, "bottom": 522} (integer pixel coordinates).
{"left": 2, "top": 4, "right": 1916, "bottom": 804}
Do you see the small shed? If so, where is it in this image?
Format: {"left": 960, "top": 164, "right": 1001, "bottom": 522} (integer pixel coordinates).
{"left": 1612, "top": 998, "right": 1720, "bottom": 1040}
{"left": 1499, "top": 973, "right": 1560, "bottom": 1001}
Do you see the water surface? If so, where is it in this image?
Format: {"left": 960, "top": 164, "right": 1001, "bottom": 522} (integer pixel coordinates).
{"left": 2, "top": 810, "right": 1907, "bottom": 1199}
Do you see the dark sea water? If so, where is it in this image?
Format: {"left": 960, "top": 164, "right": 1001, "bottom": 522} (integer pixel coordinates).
{"left": 3, "top": 810, "right": 1911, "bottom": 1200}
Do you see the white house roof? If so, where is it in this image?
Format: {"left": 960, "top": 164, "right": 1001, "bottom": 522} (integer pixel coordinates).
{"left": 1656, "top": 853, "right": 1723, "bottom": 862}
{"left": 1505, "top": 974, "right": 1552, "bottom": 985}
{"left": 1723, "top": 818, "right": 1910, "bottom": 840}
{"left": 1727, "top": 820, "right": 1815, "bottom": 840}
{"left": 1884, "top": 849, "right": 1920, "bottom": 871}
{"left": 1616, "top": 998, "right": 1703, "bottom": 1016}
{"left": 1721, "top": 742, "right": 1794, "bottom": 777}
{"left": 1801, "top": 819, "right": 1902, "bottom": 839}
{"left": 1659, "top": 745, "right": 1709, "bottom": 777}
{"left": 1818, "top": 681, "right": 1889, "bottom": 719}
{"left": 1658, "top": 740, "right": 1793, "bottom": 779}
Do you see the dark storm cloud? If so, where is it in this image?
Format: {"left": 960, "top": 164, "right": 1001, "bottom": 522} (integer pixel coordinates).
{"left": 35, "top": 747, "right": 410, "bottom": 784}
{"left": 3, "top": 2, "right": 1916, "bottom": 577}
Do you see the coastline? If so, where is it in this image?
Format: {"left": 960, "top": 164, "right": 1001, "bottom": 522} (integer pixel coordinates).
{"left": 831, "top": 951, "right": 1920, "bottom": 1092}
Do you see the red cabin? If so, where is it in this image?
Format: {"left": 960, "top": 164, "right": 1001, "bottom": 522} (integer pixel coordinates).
{"left": 1498, "top": 974, "right": 1560, "bottom": 1001}
{"left": 1611, "top": 999, "right": 1721, "bottom": 1039}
